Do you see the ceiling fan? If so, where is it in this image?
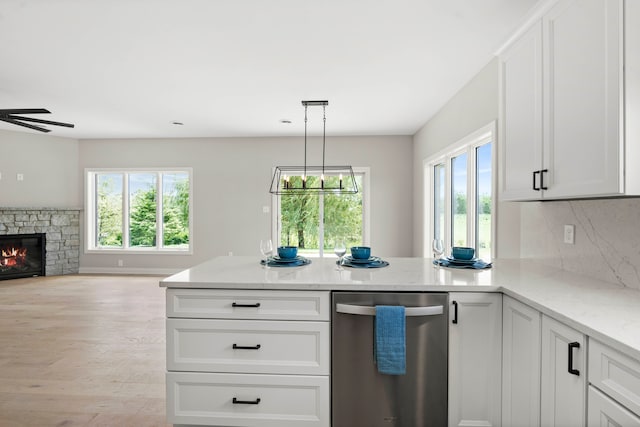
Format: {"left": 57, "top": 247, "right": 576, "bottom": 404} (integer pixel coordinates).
{"left": 0, "top": 108, "right": 75, "bottom": 133}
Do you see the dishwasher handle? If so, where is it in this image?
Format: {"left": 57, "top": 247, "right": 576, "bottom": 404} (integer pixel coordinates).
{"left": 335, "top": 303, "right": 443, "bottom": 317}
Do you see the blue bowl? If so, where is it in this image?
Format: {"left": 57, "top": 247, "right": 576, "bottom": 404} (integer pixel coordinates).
{"left": 350, "top": 246, "right": 371, "bottom": 259}
{"left": 452, "top": 246, "right": 475, "bottom": 260}
{"left": 277, "top": 246, "right": 298, "bottom": 259}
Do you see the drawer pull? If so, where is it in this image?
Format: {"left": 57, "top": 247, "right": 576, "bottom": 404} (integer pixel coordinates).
{"left": 232, "top": 302, "right": 261, "bottom": 308}
{"left": 568, "top": 341, "right": 580, "bottom": 376}
{"left": 233, "top": 397, "right": 261, "bottom": 405}
{"left": 232, "top": 344, "right": 261, "bottom": 350}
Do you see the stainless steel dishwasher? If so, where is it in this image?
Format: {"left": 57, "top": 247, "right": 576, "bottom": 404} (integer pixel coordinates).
{"left": 332, "top": 292, "right": 448, "bottom": 427}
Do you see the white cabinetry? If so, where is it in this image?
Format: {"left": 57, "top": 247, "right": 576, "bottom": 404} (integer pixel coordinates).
{"left": 499, "top": 21, "right": 543, "bottom": 201}
{"left": 448, "top": 292, "right": 502, "bottom": 427}
{"left": 588, "top": 386, "right": 640, "bottom": 427}
{"left": 502, "top": 296, "right": 541, "bottom": 427}
{"left": 540, "top": 315, "right": 586, "bottom": 426}
{"left": 499, "top": 0, "right": 640, "bottom": 200}
{"left": 165, "top": 289, "right": 330, "bottom": 427}
{"left": 588, "top": 339, "right": 640, "bottom": 426}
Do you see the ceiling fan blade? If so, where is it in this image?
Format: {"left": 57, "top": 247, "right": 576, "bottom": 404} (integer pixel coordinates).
{"left": 0, "top": 117, "right": 51, "bottom": 133}
{"left": 0, "top": 108, "right": 50, "bottom": 116}
{"left": 7, "top": 115, "right": 74, "bottom": 128}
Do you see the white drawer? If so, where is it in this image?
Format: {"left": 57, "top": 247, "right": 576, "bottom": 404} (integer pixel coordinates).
{"left": 167, "top": 319, "right": 330, "bottom": 375}
{"left": 167, "top": 289, "right": 330, "bottom": 321}
{"left": 167, "top": 371, "right": 329, "bottom": 427}
{"left": 589, "top": 339, "right": 640, "bottom": 416}
{"left": 588, "top": 386, "right": 640, "bottom": 426}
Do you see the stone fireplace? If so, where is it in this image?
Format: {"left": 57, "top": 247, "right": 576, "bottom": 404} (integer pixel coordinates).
{"left": 0, "top": 208, "right": 80, "bottom": 276}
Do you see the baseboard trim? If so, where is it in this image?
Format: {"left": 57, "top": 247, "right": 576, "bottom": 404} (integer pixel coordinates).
{"left": 78, "top": 267, "right": 181, "bottom": 276}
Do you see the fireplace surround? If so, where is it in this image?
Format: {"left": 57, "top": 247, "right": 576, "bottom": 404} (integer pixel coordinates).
{"left": 0, "top": 208, "right": 80, "bottom": 277}
{"left": 0, "top": 233, "right": 46, "bottom": 280}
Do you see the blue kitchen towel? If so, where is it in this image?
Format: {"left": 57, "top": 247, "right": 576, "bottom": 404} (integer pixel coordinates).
{"left": 374, "top": 305, "right": 406, "bottom": 375}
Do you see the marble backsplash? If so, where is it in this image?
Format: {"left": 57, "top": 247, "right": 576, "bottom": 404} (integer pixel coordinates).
{"left": 520, "top": 198, "right": 640, "bottom": 290}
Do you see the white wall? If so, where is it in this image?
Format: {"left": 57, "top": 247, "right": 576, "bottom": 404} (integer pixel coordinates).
{"left": 0, "top": 129, "right": 80, "bottom": 208}
{"left": 412, "top": 58, "right": 521, "bottom": 258}
{"left": 78, "top": 135, "right": 413, "bottom": 273}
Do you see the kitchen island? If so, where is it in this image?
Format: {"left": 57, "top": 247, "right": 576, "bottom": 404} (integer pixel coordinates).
{"left": 161, "top": 256, "right": 640, "bottom": 359}
{"left": 161, "top": 256, "right": 640, "bottom": 426}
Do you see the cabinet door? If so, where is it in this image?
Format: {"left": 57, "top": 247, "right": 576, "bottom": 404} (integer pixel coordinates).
{"left": 449, "top": 293, "right": 502, "bottom": 427}
{"left": 542, "top": 0, "right": 623, "bottom": 198}
{"left": 588, "top": 386, "right": 640, "bottom": 427}
{"left": 502, "top": 296, "right": 541, "bottom": 427}
{"left": 499, "top": 20, "right": 544, "bottom": 201}
{"left": 540, "top": 315, "right": 586, "bottom": 426}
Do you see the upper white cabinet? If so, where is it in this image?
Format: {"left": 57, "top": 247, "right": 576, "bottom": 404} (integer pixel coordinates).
{"left": 499, "top": 21, "right": 544, "bottom": 200}
{"left": 499, "top": 0, "right": 640, "bottom": 200}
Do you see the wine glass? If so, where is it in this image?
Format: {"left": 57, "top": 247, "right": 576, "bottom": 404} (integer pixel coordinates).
{"left": 432, "top": 239, "right": 444, "bottom": 268}
{"left": 260, "top": 239, "right": 273, "bottom": 267}
{"left": 334, "top": 239, "right": 346, "bottom": 270}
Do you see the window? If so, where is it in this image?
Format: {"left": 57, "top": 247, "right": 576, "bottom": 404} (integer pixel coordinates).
{"left": 451, "top": 152, "right": 468, "bottom": 247}
{"left": 476, "top": 143, "right": 492, "bottom": 260}
{"left": 425, "top": 122, "right": 495, "bottom": 260}
{"left": 273, "top": 169, "right": 369, "bottom": 257}
{"left": 85, "top": 169, "right": 192, "bottom": 253}
{"left": 433, "top": 163, "right": 446, "bottom": 244}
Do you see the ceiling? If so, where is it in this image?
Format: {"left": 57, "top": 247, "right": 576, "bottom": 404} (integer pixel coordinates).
{"left": 0, "top": 0, "right": 540, "bottom": 139}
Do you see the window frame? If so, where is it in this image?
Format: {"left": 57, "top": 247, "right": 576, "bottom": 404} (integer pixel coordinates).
{"left": 84, "top": 167, "right": 193, "bottom": 255}
{"left": 271, "top": 167, "right": 370, "bottom": 257}
{"left": 423, "top": 121, "right": 497, "bottom": 259}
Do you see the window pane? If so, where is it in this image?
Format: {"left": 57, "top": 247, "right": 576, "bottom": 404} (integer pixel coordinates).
{"left": 129, "top": 173, "right": 157, "bottom": 248}
{"left": 476, "top": 143, "right": 492, "bottom": 260}
{"left": 96, "top": 173, "right": 123, "bottom": 248}
{"left": 162, "top": 173, "right": 190, "bottom": 249}
{"left": 279, "top": 176, "right": 320, "bottom": 253}
{"left": 324, "top": 175, "right": 364, "bottom": 251}
{"left": 451, "top": 153, "right": 468, "bottom": 247}
{"left": 433, "top": 164, "right": 445, "bottom": 244}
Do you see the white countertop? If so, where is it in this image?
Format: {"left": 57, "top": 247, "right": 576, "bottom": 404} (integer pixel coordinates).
{"left": 161, "top": 256, "right": 640, "bottom": 362}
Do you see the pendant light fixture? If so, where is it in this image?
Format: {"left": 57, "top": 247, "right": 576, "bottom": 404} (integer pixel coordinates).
{"left": 269, "top": 100, "right": 358, "bottom": 195}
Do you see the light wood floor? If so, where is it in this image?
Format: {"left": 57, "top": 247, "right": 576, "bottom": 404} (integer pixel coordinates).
{"left": 0, "top": 274, "right": 171, "bottom": 427}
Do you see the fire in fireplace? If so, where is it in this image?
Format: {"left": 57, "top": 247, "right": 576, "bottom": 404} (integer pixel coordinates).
{"left": 1, "top": 246, "right": 28, "bottom": 267}
{"left": 0, "top": 233, "right": 46, "bottom": 280}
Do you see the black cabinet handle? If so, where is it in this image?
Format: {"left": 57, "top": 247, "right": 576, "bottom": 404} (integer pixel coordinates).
{"left": 233, "top": 344, "right": 261, "bottom": 350}
{"left": 452, "top": 301, "right": 458, "bottom": 324}
{"left": 540, "top": 169, "right": 548, "bottom": 190}
{"left": 533, "top": 170, "right": 541, "bottom": 191}
{"left": 232, "top": 302, "right": 261, "bottom": 308}
{"left": 233, "top": 397, "right": 261, "bottom": 405}
{"left": 568, "top": 342, "right": 580, "bottom": 376}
